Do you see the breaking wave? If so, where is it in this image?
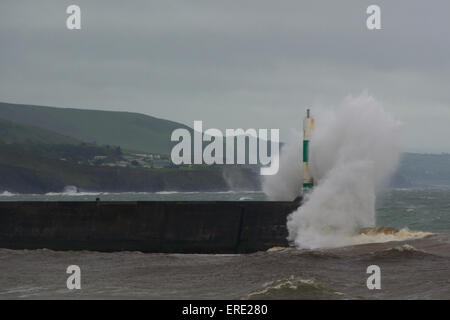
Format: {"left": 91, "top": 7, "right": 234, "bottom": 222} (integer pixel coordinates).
{"left": 155, "top": 191, "right": 180, "bottom": 195}
{"left": 244, "top": 276, "right": 344, "bottom": 300}
{"left": 353, "top": 227, "right": 432, "bottom": 245}
{"left": 368, "top": 244, "right": 435, "bottom": 259}
{"left": 0, "top": 191, "right": 15, "bottom": 197}
{"left": 45, "top": 185, "right": 102, "bottom": 196}
{"left": 263, "top": 93, "right": 403, "bottom": 249}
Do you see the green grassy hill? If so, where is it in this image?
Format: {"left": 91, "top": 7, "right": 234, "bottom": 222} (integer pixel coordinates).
{"left": 0, "top": 102, "right": 192, "bottom": 154}
{"left": 0, "top": 144, "right": 260, "bottom": 193}
{"left": 0, "top": 117, "right": 79, "bottom": 145}
{"left": 396, "top": 153, "right": 450, "bottom": 187}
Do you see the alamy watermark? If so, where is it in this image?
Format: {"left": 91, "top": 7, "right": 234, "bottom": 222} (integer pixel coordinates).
{"left": 66, "top": 4, "right": 381, "bottom": 31}
{"left": 66, "top": 265, "right": 81, "bottom": 290}
{"left": 170, "top": 121, "right": 280, "bottom": 175}
{"left": 366, "top": 265, "right": 381, "bottom": 290}
{"left": 366, "top": 5, "right": 381, "bottom": 30}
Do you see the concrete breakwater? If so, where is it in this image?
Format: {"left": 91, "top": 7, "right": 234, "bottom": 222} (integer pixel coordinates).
{"left": 0, "top": 200, "right": 300, "bottom": 253}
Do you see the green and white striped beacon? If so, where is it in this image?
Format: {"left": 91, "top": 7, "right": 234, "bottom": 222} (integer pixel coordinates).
{"left": 302, "top": 109, "right": 314, "bottom": 194}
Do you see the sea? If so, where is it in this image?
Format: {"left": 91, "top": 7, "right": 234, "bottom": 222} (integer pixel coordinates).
{"left": 0, "top": 188, "right": 449, "bottom": 299}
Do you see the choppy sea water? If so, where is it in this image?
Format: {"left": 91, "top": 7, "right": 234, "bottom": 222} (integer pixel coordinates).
{"left": 0, "top": 188, "right": 449, "bottom": 299}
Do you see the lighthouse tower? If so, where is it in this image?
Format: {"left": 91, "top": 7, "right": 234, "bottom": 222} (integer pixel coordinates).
{"left": 302, "top": 109, "right": 314, "bottom": 194}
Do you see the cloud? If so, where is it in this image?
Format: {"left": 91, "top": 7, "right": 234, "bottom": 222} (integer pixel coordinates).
{"left": 0, "top": 0, "right": 449, "bottom": 152}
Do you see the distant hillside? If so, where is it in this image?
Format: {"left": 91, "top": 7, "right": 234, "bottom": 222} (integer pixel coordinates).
{"left": 0, "top": 144, "right": 260, "bottom": 193}
{"left": 0, "top": 117, "right": 79, "bottom": 145}
{"left": 0, "top": 102, "right": 192, "bottom": 155}
{"left": 395, "top": 153, "right": 450, "bottom": 187}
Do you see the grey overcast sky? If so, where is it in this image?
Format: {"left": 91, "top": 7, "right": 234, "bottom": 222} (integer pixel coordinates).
{"left": 0, "top": 0, "right": 449, "bottom": 152}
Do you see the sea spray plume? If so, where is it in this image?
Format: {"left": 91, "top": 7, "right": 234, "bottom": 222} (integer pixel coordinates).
{"left": 308, "top": 94, "right": 401, "bottom": 190}
{"left": 287, "top": 93, "right": 402, "bottom": 248}
{"left": 288, "top": 160, "right": 378, "bottom": 248}
{"left": 262, "top": 129, "right": 303, "bottom": 201}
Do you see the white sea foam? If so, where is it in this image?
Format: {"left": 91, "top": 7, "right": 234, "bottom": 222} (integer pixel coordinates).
{"left": 44, "top": 192, "right": 103, "bottom": 196}
{"left": 155, "top": 191, "right": 179, "bottom": 195}
{"left": 353, "top": 228, "right": 431, "bottom": 245}
{"left": 0, "top": 191, "right": 15, "bottom": 197}
{"left": 45, "top": 186, "right": 103, "bottom": 196}
{"left": 245, "top": 275, "right": 344, "bottom": 300}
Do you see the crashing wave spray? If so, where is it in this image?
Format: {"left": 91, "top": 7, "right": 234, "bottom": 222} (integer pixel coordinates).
{"left": 264, "top": 92, "right": 402, "bottom": 249}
